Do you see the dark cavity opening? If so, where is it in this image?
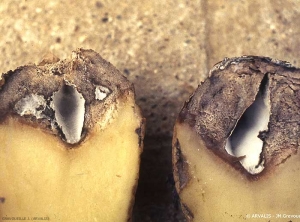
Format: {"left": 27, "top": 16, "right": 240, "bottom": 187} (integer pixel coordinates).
{"left": 52, "top": 84, "right": 85, "bottom": 144}
{"left": 225, "top": 75, "right": 270, "bottom": 174}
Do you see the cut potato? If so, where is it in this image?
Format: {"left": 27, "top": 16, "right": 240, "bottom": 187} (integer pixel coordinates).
{"left": 173, "top": 56, "right": 300, "bottom": 221}
{"left": 0, "top": 49, "right": 144, "bottom": 222}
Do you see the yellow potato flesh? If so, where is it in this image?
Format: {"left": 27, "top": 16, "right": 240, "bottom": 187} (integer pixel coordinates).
{"left": 0, "top": 98, "right": 142, "bottom": 222}
{"left": 175, "top": 123, "right": 300, "bottom": 222}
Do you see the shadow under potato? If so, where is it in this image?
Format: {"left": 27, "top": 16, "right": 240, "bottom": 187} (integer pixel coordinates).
{"left": 133, "top": 136, "right": 186, "bottom": 222}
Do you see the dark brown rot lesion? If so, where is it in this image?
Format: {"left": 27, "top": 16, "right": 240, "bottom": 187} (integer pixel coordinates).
{"left": 177, "top": 56, "right": 300, "bottom": 179}
{"left": 173, "top": 139, "right": 190, "bottom": 191}
{"left": 0, "top": 48, "right": 134, "bottom": 146}
{"left": 135, "top": 118, "right": 146, "bottom": 149}
{"left": 181, "top": 203, "right": 194, "bottom": 221}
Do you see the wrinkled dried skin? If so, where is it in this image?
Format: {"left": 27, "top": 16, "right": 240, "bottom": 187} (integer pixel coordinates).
{"left": 0, "top": 49, "right": 144, "bottom": 221}
{"left": 173, "top": 56, "right": 300, "bottom": 221}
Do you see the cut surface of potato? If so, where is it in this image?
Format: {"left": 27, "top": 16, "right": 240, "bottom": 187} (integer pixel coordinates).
{"left": 0, "top": 49, "right": 144, "bottom": 222}
{"left": 173, "top": 56, "right": 300, "bottom": 221}
{"left": 174, "top": 123, "right": 300, "bottom": 222}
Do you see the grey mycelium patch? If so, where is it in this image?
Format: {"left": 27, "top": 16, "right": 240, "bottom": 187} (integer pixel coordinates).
{"left": 14, "top": 94, "right": 47, "bottom": 119}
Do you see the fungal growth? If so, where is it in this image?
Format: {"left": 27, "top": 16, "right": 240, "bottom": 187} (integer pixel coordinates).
{"left": 95, "top": 85, "right": 111, "bottom": 101}
{"left": 225, "top": 75, "right": 270, "bottom": 174}
{"left": 173, "top": 56, "right": 300, "bottom": 221}
{"left": 51, "top": 84, "right": 85, "bottom": 144}
{"left": 0, "top": 49, "right": 144, "bottom": 222}
{"left": 14, "top": 94, "right": 47, "bottom": 119}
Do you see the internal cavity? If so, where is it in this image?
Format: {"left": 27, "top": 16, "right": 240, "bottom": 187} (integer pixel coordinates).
{"left": 51, "top": 84, "right": 85, "bottom": 144}
{"left": 225, "top": 75, "right": 270, "bottom": 174}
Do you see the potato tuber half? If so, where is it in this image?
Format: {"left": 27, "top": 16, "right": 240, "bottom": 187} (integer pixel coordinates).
{"left": 173, "top": 56, "right": 300, "bottom": 221}
{"left": 0, "top": 49, "right": 145, "bottom": 222}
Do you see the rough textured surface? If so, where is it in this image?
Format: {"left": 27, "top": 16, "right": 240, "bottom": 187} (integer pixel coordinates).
{"left": 1, "top": 0, "right": 300, "bottom": 221}
{"left": 0, "top": 49, "right": 133, "bottom": 144}
{"left": 177, "top": 56, "right": 300, "bottom": 181}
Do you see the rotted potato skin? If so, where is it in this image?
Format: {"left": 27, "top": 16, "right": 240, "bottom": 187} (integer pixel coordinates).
{"left": 0, "top": 48, "right": 144, "bottom": 221}
{"left": 173, "top": 56, "right": 300, "bottom": 220}
{"left": 0, "top": 48, "right": 135, "bottom": 143}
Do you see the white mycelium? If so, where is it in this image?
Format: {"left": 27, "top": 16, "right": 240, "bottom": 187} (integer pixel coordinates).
{"left": 14, "top": 94, "right": 47, "bottom": 119}
{"left": 95, "top": 85, "right": 111, "bottom": 101}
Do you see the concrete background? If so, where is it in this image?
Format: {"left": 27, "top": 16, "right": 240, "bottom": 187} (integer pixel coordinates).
{"left": 1, "top": 0, "right": 300, "bottom": 221}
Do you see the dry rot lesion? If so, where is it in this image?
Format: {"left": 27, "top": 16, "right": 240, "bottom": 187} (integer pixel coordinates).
{"left": 173, "top": 56, "right": 300, "bottom": 222}
{"left": 14, "top": 84, "right": 87, "bottom": 145}
{"left": 0, "top": 49, "right": 144, "bottom": 222}
{"left": 225, "top": 75, "right": 270, "bottom": 174}
{"left": 13, "top": 80, "right": 114, "bottom": 145}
